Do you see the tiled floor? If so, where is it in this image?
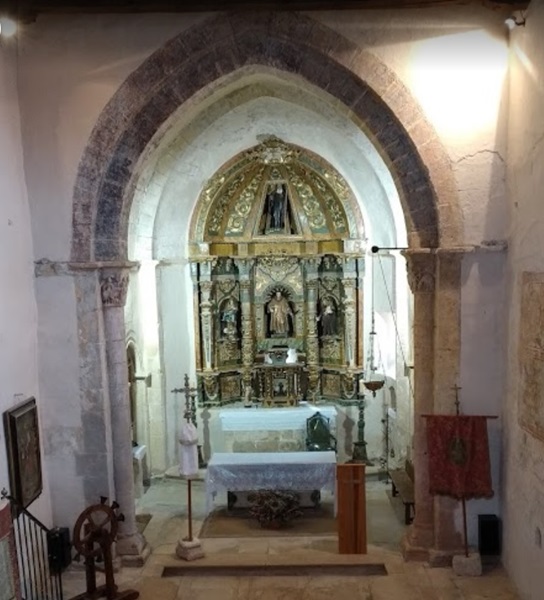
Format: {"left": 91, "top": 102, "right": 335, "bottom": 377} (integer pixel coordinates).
{"left": 61, "top": 477, "right": 521, "bottom": 600}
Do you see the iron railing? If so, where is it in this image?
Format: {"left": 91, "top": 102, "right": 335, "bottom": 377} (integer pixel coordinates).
{"left": 1, "top": 490, "right": 64, "bottom": 600}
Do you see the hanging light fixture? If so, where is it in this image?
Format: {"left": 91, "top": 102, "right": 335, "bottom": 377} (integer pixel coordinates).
{"left": 363, "top": 252, "right": 385, "bottom": 397}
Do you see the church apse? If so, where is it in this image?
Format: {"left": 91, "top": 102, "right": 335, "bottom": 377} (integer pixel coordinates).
{"left": 188, "top": 137, "right": 366, "bottom": 408}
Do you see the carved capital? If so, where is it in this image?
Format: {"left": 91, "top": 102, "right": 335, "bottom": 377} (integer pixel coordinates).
{"left": 100, "top": 270, "right": 130, "bottom": 307}
{"left": 306, "top": 279, "right": 318, "bottom": 292}
{"left": 240, "top": 280, "right": 251, "bottom": 293}
{"left": 199, "top": 280, "right": 214, "bottom": 304}
{"left": 404, "top": 251, "right": 436, "bottom": 294}
{"left": 234, "top": 258, "right": 254, "bottom": 278}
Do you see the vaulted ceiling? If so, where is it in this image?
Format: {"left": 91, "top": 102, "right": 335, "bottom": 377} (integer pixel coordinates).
{"left": 6, "top": 0, "right": 531, "bottom": 20}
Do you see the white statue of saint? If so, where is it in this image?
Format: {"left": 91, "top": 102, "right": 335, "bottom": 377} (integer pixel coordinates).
{"left": 286, "top": 347, "right": 298, "bottom": 364}
{"left": 179, "top": 420, "right": 199, "bottom": 478}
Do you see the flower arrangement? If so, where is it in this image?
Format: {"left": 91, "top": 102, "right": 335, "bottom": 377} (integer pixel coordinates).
{"left": 247, "top": 489, "right": 303, "bottom": 528}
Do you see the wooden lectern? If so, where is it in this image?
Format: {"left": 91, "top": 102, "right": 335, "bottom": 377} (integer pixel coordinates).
{"left": 337, "top": 463, "right": 367, "bottom": 554}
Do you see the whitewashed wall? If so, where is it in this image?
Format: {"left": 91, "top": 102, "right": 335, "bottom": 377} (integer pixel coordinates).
{"left": 9, "top": 6, "right": 510, "bottom": 544}
{"left": 0, "top": 41, "right": 51, "bottom": 526}
{"left": 504, "top": 1, "right": 544, "bottom": 598}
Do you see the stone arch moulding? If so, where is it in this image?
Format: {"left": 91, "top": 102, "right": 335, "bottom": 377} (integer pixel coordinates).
{"left": 68, "top": 9, "right": 464, "bottom": 563}
{"left": 70, "top": 10, "right": 462, "bottom": 264}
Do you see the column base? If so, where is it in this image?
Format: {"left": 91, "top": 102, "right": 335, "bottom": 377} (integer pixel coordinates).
{"left": 401, "top": 523, "right": 434, "bottom": 562}
{"left": 117, "top": 532, "right": 150, "bottom": 567}
{"left": 402, "top": 527, "right": 469, "bottom": 567}
{"left": 120, "top": 543, "right": 151, "bottom": 568}
{"left": 401, "top": 535, "right": 430, "bottom": 562}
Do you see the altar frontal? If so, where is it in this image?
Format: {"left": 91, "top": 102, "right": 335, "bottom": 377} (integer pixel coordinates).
{"left": 204, "top": 451, "right": 337, "bottom": 515}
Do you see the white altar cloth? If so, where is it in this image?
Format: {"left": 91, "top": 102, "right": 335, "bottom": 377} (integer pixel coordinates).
{"left": 219, "top": 405, "right": 337, "bottom": 432}
{"left": 205, "top": 451, "right": 337, "bottom": 515}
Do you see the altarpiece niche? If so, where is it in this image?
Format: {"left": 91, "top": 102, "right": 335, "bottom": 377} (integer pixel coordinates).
{"left": 188, "top": 137, "right": 366, "bottom": 408}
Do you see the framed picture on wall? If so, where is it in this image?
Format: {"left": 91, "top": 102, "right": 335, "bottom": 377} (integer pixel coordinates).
{"left": 3, "top": 397, "right": 42, "bottom": 509}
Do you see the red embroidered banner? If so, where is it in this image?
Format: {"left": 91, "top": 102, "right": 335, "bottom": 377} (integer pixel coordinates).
{"left": 425, "top": 415, "right": 493, "bottom": 500}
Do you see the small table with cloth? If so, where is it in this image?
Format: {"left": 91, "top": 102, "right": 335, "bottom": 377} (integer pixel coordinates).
{"left": 204, "top": 451, "right": 337, "bottom": 515}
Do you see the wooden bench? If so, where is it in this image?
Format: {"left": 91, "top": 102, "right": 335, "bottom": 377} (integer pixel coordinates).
{"left": 389, "top": 460, "right": 415, "bottom": 525}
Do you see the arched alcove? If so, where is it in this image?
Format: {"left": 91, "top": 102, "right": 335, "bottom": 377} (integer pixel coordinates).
{"left": 69, "top": 11, "right": 463, "bottom": 562}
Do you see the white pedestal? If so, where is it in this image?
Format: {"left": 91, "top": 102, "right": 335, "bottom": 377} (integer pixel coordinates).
{"left": 452, "top": 552, "right": 482, "bottom": 576}
{"left": 176, "top": 538, "right": 205, "bottom": 561}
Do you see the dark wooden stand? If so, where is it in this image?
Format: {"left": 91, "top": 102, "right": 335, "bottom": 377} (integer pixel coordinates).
{"left": 337, "top": 463, "right": 367, "bottom": 554}
{"left": 70, "top": 501, "right": 139, "bottom": 600}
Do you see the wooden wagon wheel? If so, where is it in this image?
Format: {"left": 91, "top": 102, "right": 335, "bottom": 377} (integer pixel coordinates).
{"left": 73, "top": 503, "right": 119, "bottom": 558}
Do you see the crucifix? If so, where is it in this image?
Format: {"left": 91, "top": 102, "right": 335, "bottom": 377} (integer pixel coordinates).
{"left": 452, "top": 383, "right": 462, "bottom": 416}
{"left": 171, "top": 375, "right": 206, "bottom": 468}
{"left": 173, "top": 375, "right": 205, "bottom": 562}
{"left": 451, "top": 381, "right": 469, "bottom": 557}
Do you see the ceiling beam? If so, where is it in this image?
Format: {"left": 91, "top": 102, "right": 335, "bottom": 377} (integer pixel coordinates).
{"left": 5, "top": 0, "right": 530, "bottom": 19}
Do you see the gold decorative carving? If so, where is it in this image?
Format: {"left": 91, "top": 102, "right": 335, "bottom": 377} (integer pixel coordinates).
{"left": 252, "top": 242, "right": 305, "bottom": 256}
{"left": 322, "top": 373, "right": 342, "bottom": 397}
{"left": 254, "top": 257, "right": 302, "bottom": 297}
{"left": 247, "top": 136, "right": 299, "bottom": 165}
{"left": 203, "top": 374, "right": 219, "bottom": 403}
{"left": 191, "top": 138, "right": 362, "bottom": 246}
{"left": 285, "top": 168, "right": 326, "bottom": 231}
{"left": 342, "top": 371, "right": 358, "bottom": 399}
{"left": 206, "top": 173, "right": 246, "bottom": 236}
{"left": 226, "top": 167, "right": 265, "bottom": 235}
{"left": 308, "top": 172, "right": 347, "bottom": 233}
{"left": 220, "top": 375, "right": 241, "bottom": 400}
{"left": 321, "top": 338, "right": 341, "bottom": 361}
{"left": 218, "top": 340, "right": 241, "bottom": 364}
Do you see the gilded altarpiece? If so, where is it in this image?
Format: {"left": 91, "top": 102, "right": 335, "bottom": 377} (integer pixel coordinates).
{"left": 188, "top": 137, "right": 366, "bottom": 407}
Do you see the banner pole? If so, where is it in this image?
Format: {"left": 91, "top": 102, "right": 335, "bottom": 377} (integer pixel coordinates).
{"left": 461, "top": 497, "right": 468, "bottom": 557}
{"left": 187, "top": 478, "right": 193, "bottom": 542}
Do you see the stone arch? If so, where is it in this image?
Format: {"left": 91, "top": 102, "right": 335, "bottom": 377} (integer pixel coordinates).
{"left": 69, "top": 10, "right": 465, "bottom": 562}
{"left": 70, "top": 11, "right": 461, "bottom": 264}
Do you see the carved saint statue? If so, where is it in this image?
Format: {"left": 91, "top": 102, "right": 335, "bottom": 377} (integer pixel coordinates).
{"left": 267, "top": 291, "right": 293, "bottom": 336}
{"left": 221, "top": 297, "right": 239, "bottom": 339}
{"left": 318, "top": 297, "right": 337, "bottom": 336}
{"left": 267, "top": 183, "right": 287, "bottom": 230}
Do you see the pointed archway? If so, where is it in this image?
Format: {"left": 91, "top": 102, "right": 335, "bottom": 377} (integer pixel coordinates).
{"left": 70, "top": 10, "right": 463, "bottom": 562}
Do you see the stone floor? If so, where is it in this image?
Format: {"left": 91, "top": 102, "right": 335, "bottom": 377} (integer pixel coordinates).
{"left": 61, "top": 476, "right": 521, "bottom": 600}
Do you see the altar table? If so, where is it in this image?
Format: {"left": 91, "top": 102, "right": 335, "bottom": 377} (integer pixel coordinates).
{"left": 204, "top": 451, "right": 337, "bottom": 515}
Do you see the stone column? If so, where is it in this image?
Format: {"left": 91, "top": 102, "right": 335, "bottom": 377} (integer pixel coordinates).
{"left": 431, "top": 250, "right": 464, "bottom": 560}
{"left": 100, "top": 267, "right": 147, "bottom": 564}
{"left": 401, "top": 250, "right": 436, "bottom": 561}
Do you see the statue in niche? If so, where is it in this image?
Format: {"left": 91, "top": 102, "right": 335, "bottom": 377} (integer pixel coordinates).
{"left": 224, "top": 257, "right": 234, "bottom": 273}
{"left": 318, "top": 297, "right": 338, "bottom": 336}
{"left": 266, "top": 290, "right": 294, "bottom": 337}
{"left": 266, "top": 183, "right": 287, "bottom": 231}
{"left": 220, "top": 297, "right": 239, "bottom": 340}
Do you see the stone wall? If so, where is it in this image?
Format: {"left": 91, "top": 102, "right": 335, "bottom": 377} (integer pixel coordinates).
{"left": 504, "top": 1, "right": 544, "bottom": 597}
{"left": 0, "top": 43, "right": 51, "bottom": 526}
{"left": 7, "top": 6, "right": 511, "bottom": 558}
